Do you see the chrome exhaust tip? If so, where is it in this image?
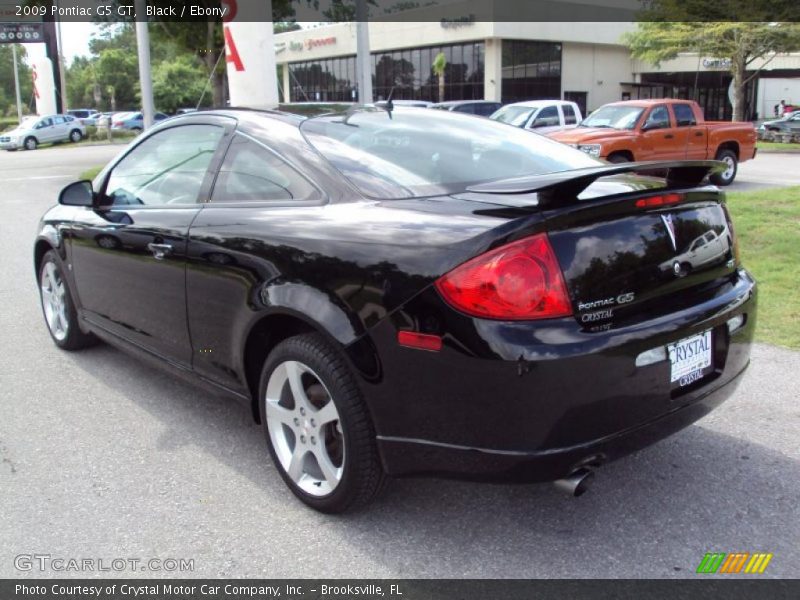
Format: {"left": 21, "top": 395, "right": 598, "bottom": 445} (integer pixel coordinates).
{"left": 554, "top": 468, "right": 595, "bottom": 497}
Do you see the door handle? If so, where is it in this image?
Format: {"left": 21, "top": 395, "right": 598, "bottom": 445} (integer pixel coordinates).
{"left": 147, "top": 242, "right": 173, "bottom": 260}
{"left": 694, "top": 131, "right": 704, "bottom": 137}
{"left": 664, "top": 134, "right": 674, "bottom": 139}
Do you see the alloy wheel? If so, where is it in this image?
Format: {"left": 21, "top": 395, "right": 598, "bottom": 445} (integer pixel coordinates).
{"left": 721, "top": 156, "right": 735, "bottom": 180}
{"left": 40, "top": 261, "right": 69, "bottom": 341}
{"left": 264, "top": 360, "right": 345, "bottom": 496}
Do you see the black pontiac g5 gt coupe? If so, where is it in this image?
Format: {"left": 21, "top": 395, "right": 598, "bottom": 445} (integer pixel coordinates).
{"left": 35, "top": 107, "right": 756, "bottom": 512}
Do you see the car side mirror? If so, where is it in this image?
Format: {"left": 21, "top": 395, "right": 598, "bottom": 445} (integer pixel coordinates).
{"left": 59, "top": 180, "right": 95, "bottom": 207}
{"left": 642, "top": 121, "right": 666, "bottom": 132}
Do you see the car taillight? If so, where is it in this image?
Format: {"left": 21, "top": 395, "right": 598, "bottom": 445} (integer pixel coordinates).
{"left": 635, "top": 193, "right": 684, "bottom": 208}
{"left": 435, "top": 233, "right": 572, "bottom": 320}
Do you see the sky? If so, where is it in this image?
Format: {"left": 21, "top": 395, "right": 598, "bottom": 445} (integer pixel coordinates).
{"left": 23, "top": 22, "right": 97, "bottom": 63}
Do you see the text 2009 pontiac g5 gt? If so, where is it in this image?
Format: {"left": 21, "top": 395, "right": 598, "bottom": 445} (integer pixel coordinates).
{"left": 35, "top": 108, "right": 756, "bottom": 512}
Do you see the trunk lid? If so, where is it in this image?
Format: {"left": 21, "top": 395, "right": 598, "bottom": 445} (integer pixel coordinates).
{"left": 464, "top": 162, "right": 736, "bottom": 327}
{"left": 545, "top": 183, "right": 737, "bottom": 326}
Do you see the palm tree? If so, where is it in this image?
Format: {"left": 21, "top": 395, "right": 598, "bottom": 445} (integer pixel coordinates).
{"left": 432, "top": 52, "right": 447, "bottom": 102}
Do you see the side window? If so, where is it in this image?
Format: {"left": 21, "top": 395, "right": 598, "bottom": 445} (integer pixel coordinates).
{"left": 37, "top": 118, "right": 52, "bottom": 129}
{"left": 531, "top": 105, "right": 559, "bottom": 128}
{"left": 673, "top": 104, "right": 696, "bottom": 127}
{"left": 644, "top": 106, "right": 670, "bottom": 130}
{"left": 474, "top": 103, "right": 498, "bottom": 116}
{"left": 104, "top": 124, "right": 224, "bottom": 207}
{"left": 54, "top": 116, "right": 65, "bottom": 125}
{"left": 563, "top": 104, "right": 577, "bottom": 125}
{"left": 455, "top": 104, "right": 476, "bottom": 114}
{"left": 210, "top": 135, "right": 320, "bottom": 204}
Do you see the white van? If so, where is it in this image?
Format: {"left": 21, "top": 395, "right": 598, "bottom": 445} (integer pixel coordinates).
{"left": 490, "top": 100, "right": 583, "bottom": 134}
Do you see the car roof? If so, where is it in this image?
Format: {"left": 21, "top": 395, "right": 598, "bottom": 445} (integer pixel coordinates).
{"left": 432, "top": 100, "right": 500, "bottom": 107}
{"left": 163, "top": 107, "right": 307, "bottom": 128}
{"left": 603, "top": 99, "right": 694, "bottom": 108}
{"left": 502, "top": 100, "right": 572, "bottom": 108}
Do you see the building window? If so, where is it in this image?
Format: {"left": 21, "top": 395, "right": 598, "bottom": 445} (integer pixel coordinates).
{"left": 501, "top": 40, "right": 562, "bottom": 104}
{"left": 289, "top": 55, "right": 357, "bottom": 102}
{"left": 289, "top": 43, "right": 486, "bottom": 103}
{"left": 372, "top": 42, "right": 485, "bottom": 102}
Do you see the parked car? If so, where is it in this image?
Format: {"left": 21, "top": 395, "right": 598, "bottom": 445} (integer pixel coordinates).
{"left": 490, "top": 100, "right": 583, "bottom": 134}
{"left": 759, "top": 111, "right": 800, "bottom": 133}
{"left": 66, "top": 108, "right": 97, "bottom": 125}
{"left": 430, "top": 100, "right": 503, "bottom": 116}
{"left": 112, "top": 111, "right": 170, "bottom": 131}
{"left": 548, "top": 99, "right": 757, "bottom": 185}
{"left": 374, "top": 100, "right": 433, "bottom": 108}
{"left": 175, "top": 108, "right": 198, "bottom": 115}
{"left": 93, "top": 112, "right": 115, "bottom": 128}
{"left": 35, "top": 108, "right": 755, "bottom": 512}
{"left": 1, "top": 114, "right": 86, "bottom": 150}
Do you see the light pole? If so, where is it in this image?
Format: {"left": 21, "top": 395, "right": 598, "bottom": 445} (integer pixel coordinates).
{"left": 55, "top": 0, "right": 68, "bottom": 112}
{"left": 355, "top": 0, "right": 372, "bottom": 104}
{"left": 11, "top": 44, "right": 23, "bottom": 123}
{"left": 134, "top": 0, "right": 155, "bottom": 129}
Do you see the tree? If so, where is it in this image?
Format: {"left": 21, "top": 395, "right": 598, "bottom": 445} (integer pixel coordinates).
{"left": 151, "top": 56, "right": 208, "bottom": 113}
{"left": 623, "top": 9, "right": 800, "bottom": 121}
{"left": 0, "top": 45, "right": 32, "bottom": 117}
{"left": 95, "top": 47, "right": 140, "bottom": 110}
{"left": 274, "top": 22, "right": 301, "bottom": 34}
{"left": 65, "top": 56, "right": 98, "bottom": 109}
{"left": 432, "top": 52, "right": 446, "bottom": 102}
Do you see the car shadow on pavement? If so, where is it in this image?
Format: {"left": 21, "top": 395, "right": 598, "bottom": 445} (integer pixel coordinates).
{"left": 65, "top": 344, "right": 800, "bottom": 578}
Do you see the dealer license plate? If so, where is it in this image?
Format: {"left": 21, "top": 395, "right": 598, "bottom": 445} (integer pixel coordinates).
{"left": 668, "top": 330, "right": 713, "bottom": 388}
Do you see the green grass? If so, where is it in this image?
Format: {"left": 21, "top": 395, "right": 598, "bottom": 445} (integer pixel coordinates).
{"left": 726, "top": 186, "right": 800, "bottom": 348}
{"left": 757, "top": 141, "right": 800, "bottom": 152}
{"left": 79, "top": 166, "right": 103, "bottom": 181}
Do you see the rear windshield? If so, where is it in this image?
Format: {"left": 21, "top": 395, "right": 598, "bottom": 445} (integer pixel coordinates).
{"left": 301, "top": 108, "right": 600, "bottom": 198}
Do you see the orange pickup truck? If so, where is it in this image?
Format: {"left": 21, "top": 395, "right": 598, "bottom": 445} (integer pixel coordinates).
{"left": 548, "top": 99, "right": 757, "bottom": 185}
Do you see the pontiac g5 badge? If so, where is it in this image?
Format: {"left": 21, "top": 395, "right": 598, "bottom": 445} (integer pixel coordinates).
{"left": 661, "top": 214, "right": 678, "bottom": 251}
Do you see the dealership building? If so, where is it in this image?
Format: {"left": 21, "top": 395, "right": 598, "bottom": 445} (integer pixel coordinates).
{"left": 274, "top": 21, "right": 800, "bottom": 120}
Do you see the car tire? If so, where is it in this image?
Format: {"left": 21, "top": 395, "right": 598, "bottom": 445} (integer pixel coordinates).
{"left": 38, "top": 250, "right": 98, "bottom": 351}
{"left": 69, "top": 129, "right": 82, "bottom": 143}
{"left": 24, "top": 136, "right": 37, "bottom": 151}
{"left": 710, "top": 149, "right": 737, "bottom": 186}
{"left": 259, "top": 332, "right": 385, "bottom": 513}
{"left": 607, "top": 153, "right": 631, "bottom": 164}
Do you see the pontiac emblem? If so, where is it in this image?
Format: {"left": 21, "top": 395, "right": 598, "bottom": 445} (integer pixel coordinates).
{"left": 661, "top": 214, "right": 678, "bottom": 252}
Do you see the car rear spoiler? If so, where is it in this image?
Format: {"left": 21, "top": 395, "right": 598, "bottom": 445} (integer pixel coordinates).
{"left": 466, "top": 160, "right": 725, "bottom": 207}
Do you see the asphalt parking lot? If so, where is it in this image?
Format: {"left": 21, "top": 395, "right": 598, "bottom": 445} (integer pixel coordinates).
{"left": 1, "top": 144, "right": 798, "bottom": 579}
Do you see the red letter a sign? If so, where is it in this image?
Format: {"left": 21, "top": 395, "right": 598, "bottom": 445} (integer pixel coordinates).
{"left": 224, "top": 26, "right": 245, "bottom": 72}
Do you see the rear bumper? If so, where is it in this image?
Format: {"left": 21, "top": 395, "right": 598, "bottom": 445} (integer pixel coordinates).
{"left": 354, "top": 269, "right": 756, "bottom": 482}
{"left": 376, "top": 362, "right": 747, "bottom": 482}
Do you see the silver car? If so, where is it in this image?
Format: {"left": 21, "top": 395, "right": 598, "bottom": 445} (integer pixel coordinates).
{"left": 0, "top": 114, "right": 87, "bottom": 151}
